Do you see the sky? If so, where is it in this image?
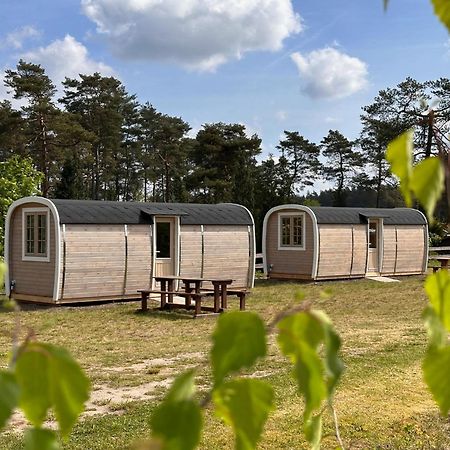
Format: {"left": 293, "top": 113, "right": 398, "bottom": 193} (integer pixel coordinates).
{"left": 1, "top": 0, "right": 449, "bottom": 163}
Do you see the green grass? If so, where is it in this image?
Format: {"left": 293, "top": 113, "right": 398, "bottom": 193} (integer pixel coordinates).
{"left": 1, "top": 275, "right": 450, "bottom": 449}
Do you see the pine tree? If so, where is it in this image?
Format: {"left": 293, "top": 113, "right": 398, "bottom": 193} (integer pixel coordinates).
{"left": 276, "top": 131, "right": 320, "bottom": 199}
{"left": 320, "top": 130, "right": 362, "bottom": 206}
{"left": 4, "top": 60, "right": 60, "bottom": 195}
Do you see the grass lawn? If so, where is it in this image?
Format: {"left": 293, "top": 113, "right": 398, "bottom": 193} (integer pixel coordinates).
{"left": 1, "top": 275, "right": 450, "bottom": 449}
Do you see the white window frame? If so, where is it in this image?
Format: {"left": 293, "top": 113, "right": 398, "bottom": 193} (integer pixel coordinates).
{"left": 22, "top": 207, "right": 50, "bottom": 262}
{"left": 154, "top": 217, "right": 174, "bottom": 261}
{"left": 278, "top": 212, "right": 306, "bottom": 251}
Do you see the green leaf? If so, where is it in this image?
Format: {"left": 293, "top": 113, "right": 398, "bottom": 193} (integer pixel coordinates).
{"left": 15, "top": 345, "right": 52, "bottom": 427}
{"left": 150, "top": 371, "right": 202, "bottom": 450}
{"left": 277, "top": 310, "right": 343, "bottom": 447}
{"left": 213, "top": 379, "right": 274, "bottom": 450}
{"left": 24, "top": 428, "right": 59, "bottom": 450}
{"left": 424, "top": 271, "right": 450, "bottom": 333}
{"left": 304, "top": 415, "right": 322, "bottom": 450}
{"left": 15, "top": 343, "right": 90, "bottom": 437}
{"left": 431, "top": 0, "right": 450, "bottom": 32}
{"left": 423, "top": 306, "right": 447, "bottom": 349}
{"left": 294, "top": 343, "right": 327, "bottom": 416}
{"left": 46, "top": 345, "right": 90, "bottom": 437}
{"left": 278, "top": 313, "right": 326, "bottom": 416}
{"left": 411, "top": 157, "right": 444, "bottom": 222}
{"left": 320, "top": 312, "right": 344, "bottom": 395}
{"left": 423, "top": 347, "right": 450, "bottom": 416}
{"left": 386, "top": 129, "right": 413, "bottom": 206}
{"left": 211, "top": 312, "right": 266, "bottom": 386}
{"left": 0, "top": 371, "right": 19, "bottom": 430}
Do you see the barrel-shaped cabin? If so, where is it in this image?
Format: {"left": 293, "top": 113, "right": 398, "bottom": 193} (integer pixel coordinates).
{"left": 262, "top": 205, "right": 428, "bottom": 280}
{"left": 5, "top": 197, "right": 255, "bottom": 303}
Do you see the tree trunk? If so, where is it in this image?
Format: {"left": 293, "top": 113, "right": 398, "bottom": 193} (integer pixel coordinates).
{"left": 39, "top": 114, "right": 49, "bottom": 196}
{"left": 446, "top": 151, "right": 450, "bottom": 224}
{"left": 376, "top": 159, "right": 382, "bottom": 208}
{"left": 425, "top": 110, "right": 434, "bottom": 158}
{"left": 164, "top": 162, "right": 170, "bottom": 203}
{"left": 144, "top": 168, "right": 148, "bottom": 202}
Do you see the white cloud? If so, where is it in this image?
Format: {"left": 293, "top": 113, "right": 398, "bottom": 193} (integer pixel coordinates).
{"left": 291, "top": 47, "right": 368, "bottom": 99}
{"left": 0, "top": 72, "right": 11, "bottom": 101}
{"left": 0, "top": 71, "right": 29, "bottom": 107}
{"left": 81, "top": 0, "right": 301, "bottom": 71}
{"left": 1, "top": 26, "right": 40, "bottom": 49}
{"left": 276, "top": 110, "right": 288, "bottom": 121}
{"left": 20, "top": 35, "right": 115, "bottom": 86}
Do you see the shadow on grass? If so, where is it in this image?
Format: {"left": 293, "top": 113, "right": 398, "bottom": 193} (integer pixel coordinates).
{"left": 254, "top": 278, "right": 315, "bottom": 288}
{"left": 130, "top": 307, "right": 201, "bottom": 321}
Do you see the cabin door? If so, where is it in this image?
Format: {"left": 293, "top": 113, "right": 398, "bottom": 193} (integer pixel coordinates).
{"left": 367, "top": 219, "right": 380, "bottom": 274}
{"left": 154, "top": 217, "right": 175, "bottom": 278}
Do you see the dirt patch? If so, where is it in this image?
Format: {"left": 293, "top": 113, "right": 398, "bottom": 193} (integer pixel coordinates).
{"left": 98, "top": 351, "right": 206, "bottom": 373}
{"left": 6, "top": 351, "right": 207, "bottom": 433}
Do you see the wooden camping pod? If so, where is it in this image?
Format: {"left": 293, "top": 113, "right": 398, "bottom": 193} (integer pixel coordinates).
{"left": 5, "top": 197, "right": 255, "bottom": 304}
{"left": 262, "top": 205, "right": 428, "bottom": 280}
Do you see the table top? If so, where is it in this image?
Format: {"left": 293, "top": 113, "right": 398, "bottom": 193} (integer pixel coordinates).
{"left": 153, "top": 275, "right": 233, "bottom": 283}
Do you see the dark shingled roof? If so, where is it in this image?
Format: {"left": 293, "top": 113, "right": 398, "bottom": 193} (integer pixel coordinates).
{"left": 308, "top": 207, "right": 426, "bottom": 225}
{"left": 50, "top": 199, "right": 253, "bottom": 226}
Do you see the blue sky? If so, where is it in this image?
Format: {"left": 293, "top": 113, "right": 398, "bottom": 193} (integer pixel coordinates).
{"left": 1, "top": 0, "right": 448, "bottom": 160}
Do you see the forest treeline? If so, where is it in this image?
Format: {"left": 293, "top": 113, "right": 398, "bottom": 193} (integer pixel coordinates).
{"left": 1, "top": 60, "right": 450, "bottom": 243}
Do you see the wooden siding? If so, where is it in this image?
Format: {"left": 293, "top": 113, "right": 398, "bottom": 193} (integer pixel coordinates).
{"left": 62, "top": 225, "right": 126, "bottom": 299}
{"left": 125, "top": 225, "right": 152, "bottom": 295}
{"left": 179, "top": 225, "right": 203, "bottom": 278}
{"left": 9, "top": 203, "right": 56, "bottom": 297}
{"left": 203, "top": 225, "right": 250, "bottom": 288}
{"left": 316, "top": 225, "right": 367, "bottom": 279}
{"left": 381, "top": 226, "right": 396, "bottom": 274}
{"left": 317, "top": 225, "right": 352, "bottom": 278}
{"left": 266, "top": 210, "right": 315, "bottom": 278}
{"left": 393, "top": 226, "right": 425, "bottom": 274}
{"left": 351, "top": 226, "right": 367, "bottom": 275}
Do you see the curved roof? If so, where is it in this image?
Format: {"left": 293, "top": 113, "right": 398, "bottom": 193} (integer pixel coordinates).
{"left": 308, "top": 207, "right": 427, "bottom": 225}
{"left": 49, "top": 199, "right": 253, "bottom": 226}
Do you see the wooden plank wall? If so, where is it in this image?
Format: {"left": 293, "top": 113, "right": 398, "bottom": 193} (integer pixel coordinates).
{"left": 351, "top": 226, "right": 367, "bottom": 275}
{"left": 381, "top": 226, "right": 396, "bottom": 274}
{"left": 266, "top": 210, "right": 315, "bottom": 278}
{"left": 393, "top": 226, "right": 425, "bottom": 274}
{"left": 62, "top": 225, "right": 126, "bottom": 299}
{"left": 9, "top": 203, "right": 56, "bottom": 298}
{"left": 316, "top": 225, "right": 367, "bottom": 279}
{"left": 62, "top": 223, "right": 251, "bottom": 300}
{"left": 317, "top": 225, "right": 352, "bottom": 278}
{"left": 179, "top": 225, "right": 203, "bottom": 278}
{"left": 203, "top": 225, "right": 250, "bottom": 288}
{"left": 125, "top": 225, "right": 152, "bottom": 295}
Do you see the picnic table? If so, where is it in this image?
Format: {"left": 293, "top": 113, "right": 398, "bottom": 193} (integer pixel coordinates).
{"left": 138, "top": 275, "right": 234, "bottom": 316}
{"left": 429, "top": 255, "right": 450, "bottom": 272}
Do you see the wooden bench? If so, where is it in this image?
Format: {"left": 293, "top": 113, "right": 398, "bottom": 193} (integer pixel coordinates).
{"left": 137, "top": 290, "right": 209, "bottom": 317}
{"left": 198, "top": 288, "right": 250, "bottom": 310}
{"left": 429, "top": 246, "right": 450, "bottom": 254}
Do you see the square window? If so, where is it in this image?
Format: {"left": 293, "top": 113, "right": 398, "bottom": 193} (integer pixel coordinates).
{"left": 279, "top": 213, "right": 305, "bottom": 249}
{"left": 23, "top": 209, "right": 49, "bottom": 260}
